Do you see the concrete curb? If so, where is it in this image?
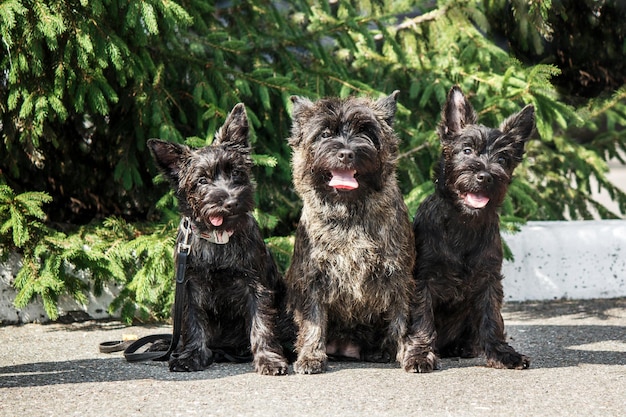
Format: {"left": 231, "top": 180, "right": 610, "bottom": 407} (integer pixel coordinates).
{"left": 2, "top": 220, "right": 625, "bottom": 323}
{"left": 502, "top": 220, "right": 626, "bottom": 301}
{"left": 0, "top": 252, "right": 120, "bottom": 324}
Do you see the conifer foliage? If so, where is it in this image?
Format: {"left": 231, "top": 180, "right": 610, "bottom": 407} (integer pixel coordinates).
{"left": 1, "top": 0, "right": 625, "bottom": 322}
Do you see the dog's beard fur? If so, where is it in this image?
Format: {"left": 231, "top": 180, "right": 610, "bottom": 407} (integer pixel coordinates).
{"left": 147, "top": 104, "right": 290, "bottom": 375}
{"left": 412, "top": 86, "right": 534, "bottom": 370}
{"left": 286, "top": 92, "right": 437, "bottom": 374}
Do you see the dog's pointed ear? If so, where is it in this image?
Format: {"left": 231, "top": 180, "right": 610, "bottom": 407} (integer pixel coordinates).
{"left": 147, "top": 139, "right": 190, "bottom": 184}
{"left": 500, "top": 104, "right": 535, "bottom": 160}
{"left": 213, "top": 103, "right": 250, "bottom": 149}
{"left": 290, "top": 95, "right": 314, "bottom": 121}
{"left": 288, "top": 96, "right": 314, "bottom": 147}
{"left": 439, "top": 86, "right": 477, "bottom": 139}
{"left": 374, "top": 90, "right": 400, "bottom": 127}
{"left": 500, "top": 104, "right": 535, "bottom": 143}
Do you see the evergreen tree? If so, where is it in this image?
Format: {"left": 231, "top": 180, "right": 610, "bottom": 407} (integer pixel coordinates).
{"left": 485, "top": 0, "right": 626, "bottom": 99}
{"left": 1, "top": 0, "right": 624, "bottom": 322}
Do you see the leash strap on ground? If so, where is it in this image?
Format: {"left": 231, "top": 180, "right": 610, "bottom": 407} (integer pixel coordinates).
{"left": 123, "top": 245, "right": 189, "bottom": 363}
{"left": 98, "top": 340, "right": 134, "bottom": 354}
{"left": 98, "top": 219, "right": 191, "bottom": 363}
{"left": 122, "top": 333, "right": 175, "bottom": 362}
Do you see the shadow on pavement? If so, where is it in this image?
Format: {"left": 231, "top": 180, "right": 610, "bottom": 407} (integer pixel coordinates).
{"left": 503, "top": 298, "right": 626, "bottom": 321}
{"left": 1, "top": 298, "right": 624, "bottom": 388}
{"left": 506, "top": 324, "right": 626, "bottom": 369}
{"left": 433, "top": 323, "right": 625, "bottom": 371}
{"left": 0, "top": 357, "right": 251, "bottom": 388}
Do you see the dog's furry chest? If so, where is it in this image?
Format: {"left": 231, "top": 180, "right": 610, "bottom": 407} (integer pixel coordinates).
{"left": 187, "top": 234, "right": 264, "bottom": 277}
{"left": 414, "top": 195, "right": 505, "bottom": 300}
{"left": 298, "top": 209, "right": 408, "bottom": 306}
{"left": 311, "top": 225, "right": 379, "bottom": 285}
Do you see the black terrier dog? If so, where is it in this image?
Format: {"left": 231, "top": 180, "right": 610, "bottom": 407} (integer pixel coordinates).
{"left": 411, "top": 86, "right": 534, "bottom": 370}
{"left": 147, "top": 104, "right": 289, "bottom": 375}
{"left": 286, "top": 92, "right": 434, "bottom": 374}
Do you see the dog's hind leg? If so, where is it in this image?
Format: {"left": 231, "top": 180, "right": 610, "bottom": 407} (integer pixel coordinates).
{"left": 435, "top": 309, "right": 480, "bottom": 358}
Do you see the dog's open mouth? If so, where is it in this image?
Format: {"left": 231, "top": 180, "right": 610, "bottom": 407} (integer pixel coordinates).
{"left": 209, "top": 215, "right": 224, "bottom": 226}
{"left": 462, "top": 192, "right": 490, "bottom": 209}
{"left": 328, "top": 169, "right": 359, "bottom": 190}
{"left": 190, "top": 216, "right": 235, "bottom": 244}
{"left": 208, "top": 214, "right": 240, "bottom": 228}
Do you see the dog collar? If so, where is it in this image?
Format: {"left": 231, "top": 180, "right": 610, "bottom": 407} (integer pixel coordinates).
{"left": 185, "top": 217, "right": 234, "bottom": 244}
{"left": 198, "top": 229, "right": 234, "bottom": 244}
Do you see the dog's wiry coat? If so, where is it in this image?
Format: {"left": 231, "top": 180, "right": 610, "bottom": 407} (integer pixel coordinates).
{"left": 286, "top": 92, "right": 435, "bottom": 374}
{"left": 412, "top": 86, "right": 534, "bottom": 370}
{"left": 147, "top": 104, "right": 289, "bottom": 375}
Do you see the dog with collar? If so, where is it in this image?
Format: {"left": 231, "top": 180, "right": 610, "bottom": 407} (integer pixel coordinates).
{"left": 147, "top": 104, "right": 289, "bottom": 375}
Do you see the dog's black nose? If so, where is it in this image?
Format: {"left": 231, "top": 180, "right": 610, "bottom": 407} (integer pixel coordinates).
{"left": 223, "top": 198, "right": 239, "bottom": 211}
{"left": 209, "top": 189, "right": 229, "bottom": 204}
{"left": 476, "top": 172, "right": 493, "bottom": 184}
{"left": 337, "top": 149, "right": 355, "bottom": 163}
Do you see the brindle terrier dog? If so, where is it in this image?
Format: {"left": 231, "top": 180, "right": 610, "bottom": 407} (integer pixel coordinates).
{"left": 148, "top": 104, "right": 289, "bottom": 375}
{"left": 412, "top": 86, "right": 534, "bottom": 370}
{"left": 285, "top": 92, "right": 435, "bottom": 374}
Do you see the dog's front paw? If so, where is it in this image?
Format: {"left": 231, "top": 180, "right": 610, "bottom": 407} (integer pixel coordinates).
{"left": 403, "top": 350, "right": 440, "bottom": 373}
{"left": 169, "top": 349, "right": 213, "bottom": 372}
{"left": 255, "top": 354, "right": 289, "bottom": 376}
{"left": 487, "top": 349, "right": 531, "bottom": 370}
{"left": 294, "top": 353, "right": 328, "bottom": 375}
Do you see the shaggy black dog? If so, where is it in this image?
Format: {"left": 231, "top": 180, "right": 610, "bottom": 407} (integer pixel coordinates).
{"left": 285, "top": 92, "right": 435, "bottom": 374}
{"left": 148, "top": 104, "right": 289, "bottom": 375}
{"left": 412, "top": 86, "right": 534, "bottom": 370}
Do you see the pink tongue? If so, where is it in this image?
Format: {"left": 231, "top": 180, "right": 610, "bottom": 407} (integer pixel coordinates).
{"left": 209, "top": 216, "right": 223, "bottom": 226}
{"left": 328, "top": 170, "right": 358, "bottom": 190}
{"left": 464, "top": 193, "right": 490, "bottom": 209}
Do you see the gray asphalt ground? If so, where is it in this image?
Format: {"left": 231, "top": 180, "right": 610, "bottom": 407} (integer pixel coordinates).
{"left": 1, "top": 298, "right": 624, "bottom": 417}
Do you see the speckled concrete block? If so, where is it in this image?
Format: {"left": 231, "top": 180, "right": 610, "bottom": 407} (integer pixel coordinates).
{"left": 502, "top": 220, "right": 626, "bottom": 301}
{"left": 0, "top": 252, "right": 122, "bottom": 323}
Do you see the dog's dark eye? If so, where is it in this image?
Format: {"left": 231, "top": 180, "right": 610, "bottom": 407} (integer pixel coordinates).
{"left": 198, "top": 177, "right": 209, "bottom": 186}
{"left": 231, "top": 169, "right": 247, "bottom": 183}
{"left": 359, "top": 130, "right": 380, "bottom": 148}
{"left": 497, "top": 155, "right": 508, "bottom": 165}
{"left": 462, "top": 147, "right": 473, "bottom": 155}
{"left": 320, "top": 129, "right": 333, "bottom": 139}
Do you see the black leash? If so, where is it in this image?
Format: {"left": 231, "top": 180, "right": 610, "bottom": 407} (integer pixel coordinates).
{"left": 101, "top": 218, "right": 192, "bottom": 363}
{"left": 122, "top": 245, "right": 187, "bottom": 362}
